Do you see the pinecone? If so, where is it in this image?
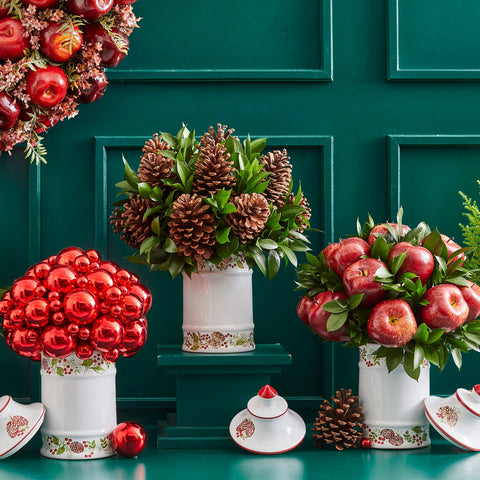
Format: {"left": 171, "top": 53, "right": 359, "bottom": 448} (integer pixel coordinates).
{"left": 138, "top": 134, "right": 175, "bottom": 187}
{"left": 192, "top": 124, "right": 236, "bottom": 197}
{"left": 260, "top": 149, "right": 292, "bottom": 208}
{"left": 226, "top": 193, "right": 270, "bottom": 243}
{"left": 168, "top": 193, "right": 216, "bottom": 262}
{"left": 312, "top": 388, "right": 364, "bottom": 451}
{"left": 288, "top": 192, "right": 312, "bottom": 233}
{"left": 111, "top": 194, "right": 155, "bottom": 250}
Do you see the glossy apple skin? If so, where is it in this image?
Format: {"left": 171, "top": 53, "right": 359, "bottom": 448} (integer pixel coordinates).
{"left": 83, "top": 23, "right": 128, "bottom": 67}
{"left": 0, "top": 7, "right": 9, "bottom": 18}
{"left": 388, "top": 242, "right": 434, "bottom": 285}
{"left": 309, "top": 291, "right": 350, "bottom": 341}
{"left": 343, "top": 258, "right": 387, "bottom": 308}
{"left": 21, "top": 0, "right": 59, "bottom": 9}
{"left": 26, "top": 66, "right": 68, "bottom": 108}
{"left": 0, "top": 18, "right": 29, "bottom": 61}
{"left": 367, "top": 299, "right": 417, "bottom": 347}
{"left": 0, "top": 92, "right": 21, "bottom": 130}
{"left": 460, "top": 281, "right": 480, "bottom": 323}
{"left": 40, "top": 22, "right": 83, "bottom": 62}
{"left": 368, "top": 223, "right": 410, "bottom": 246}
{"left": 322, "top": 242, "right": 340, "bottom": 269}
{"left": 296, "top": 295, "right": 314, "bottom": 326}
{"left": 419, "top": 284, "right": 469, "bottom": 332}
{"left": 65, "top": 0, "right": 114, "bottom": 20}
{"left": 329, "top": 237, "right": 370, "bottom": 279}
{"left": 440, "top": 233, "right": 465, "bottom": 265}
{"left": 77, "top": 71, "right": 108, "bottom": 103}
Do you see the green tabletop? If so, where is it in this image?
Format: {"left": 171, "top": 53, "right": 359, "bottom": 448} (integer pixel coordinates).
{"left": 2, "top": 436, "right": 479, "bottom": 480}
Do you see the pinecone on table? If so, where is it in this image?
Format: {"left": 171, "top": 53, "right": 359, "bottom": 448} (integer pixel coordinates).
{"left": 288, "top": 192, "right": 312, "bottom": 233}
{"left": 192, "top": 124, "right": 236, "bottom": 197}
{"left": 111, "top": 194, "right": 155, "bottom": 250}
{"left": 168, "top": 193, "right": 216, "bottom": 262}
{"left": 312, "top": 388, "right": 364, "bottom": 451}
{"left": 260, "top": 149, "right": 292, "bottom": 208}
{"left": 138, "top": 134, "right": 175, "bottom": 187}
{"left": 226, "top": 193, "right": 270, "bottom": 243}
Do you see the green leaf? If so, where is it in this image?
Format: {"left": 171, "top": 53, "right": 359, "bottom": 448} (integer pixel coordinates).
{"left": 250, "top": 138, "right": 267, "bottom": 153}
{"left": 268, "top": 249, "right": 281, "bottom": 280}
{"left": 160, "top": 131, "right": 177, "bottom": 148}
{"left": 446, "top": 276, "right": 471, "bottom": 287}
{"left": 52, "top": 436, "right": 60, "bottom": 446}
{"left": 163, "top": 237, "right": 178, "bottom": 253}
{"left": 413, "top": 323, "right": 429, "bottom": 343}
{"left": 122, "top": 155, "right": 139, "bottom": 189}
{"left": 258, "top": 238, "right": 278, "bottom": 250}
{"left": 151, "top": 216, "right": 161, "bottom": 236}
{"left": 221, "top": 203, "right": 237, "bottom": 215}
{"left": 279, "top": 245, "right": 297, "bottom": 267}
{"left": 82, "top": 358, "right": 94, "bottom": 367}
{"left": 452, "top": 348, "right": 463, "bottom": 369}
{"left": 413, "top": 343, "right": 425, "bottom": 370}
{"left": 371, "top": 236, "right": 390, "bottom": 262}
{"left": 249, "top": 246, "right": 267, "bottom": 276}
{"left": 57, "top": 446, "right": 65, "bottom": 455}
{"left": 322, "top": 300, "right": 348, "bottom": 314}
{"left": 403, "top": 353, "right": 421, "bottom": 381}
{"left": 389, "top": 251, "right": 406, "bottom": 275}
{"left": 215, "top": 226, "right": 231, "bottom": 245}
{"left": 385, "top": 348, "right": 404, "bottom": 373}
{"left": 422, "top": 229, "right": 447, "bottom": 258}
{"left": 140, "top": 236, "right": 161, "bottom": 255}
{"left": 326, "top": 311, "right": 349, "bottom": 332}
{"left": 348, "top": 293, "right": 364, "bottom": 310}
{"left": 169, "top": 255, "right": 185, "bottom": 278}
{"left": 278, "top": 204, "right": 306, "bottom": 218}
{"left": 137, "top": 182, "right": 152, "bottom": 199}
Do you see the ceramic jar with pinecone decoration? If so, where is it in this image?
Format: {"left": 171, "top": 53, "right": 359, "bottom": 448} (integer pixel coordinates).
{"left": 112, "top": 123, "right": 311, "bottom": 352}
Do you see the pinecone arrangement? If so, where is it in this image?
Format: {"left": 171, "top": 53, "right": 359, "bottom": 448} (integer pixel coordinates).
{"left": 112, "top": 123, "right": 311, "bottom": 278}
{"left": 312, "top": 388, "right": 365, "bottom": 451}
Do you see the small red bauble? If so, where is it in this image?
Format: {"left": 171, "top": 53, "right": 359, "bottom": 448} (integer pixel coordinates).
{"left": 361, "top": 438, "right": 372, "bottom": 449}
{"left": 112, "top": 422, "right": 147, "bottom": 457}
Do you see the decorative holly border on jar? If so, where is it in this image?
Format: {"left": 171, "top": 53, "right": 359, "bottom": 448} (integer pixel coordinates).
{"left": 359, "top": 345, "right": 429, "bottom": 369}
{"left": 41, "top": 434, "right": 114, "bottom": 459}
{"left": 363, "top": 424, "right": 430, "bottom": 448}
{"left": 182, "top": 330, "right": 254, "bottom": 352}
{"left": 41, "top": 351, "right": 115, "bottom": 377}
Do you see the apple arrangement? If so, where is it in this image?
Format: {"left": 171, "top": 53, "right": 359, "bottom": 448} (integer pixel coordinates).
{"left": 296, "top": 208, "right": 480, "bottom": 380}
{"left": 0, "top": 0, "right": 140, "bottom": 163}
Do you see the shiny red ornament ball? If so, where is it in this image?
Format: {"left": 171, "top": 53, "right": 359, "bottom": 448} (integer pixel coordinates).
{"left": 57, "top": 246, "right": 87, "bottom": 268}
{"left": 112, "top": 422, "right": 147, "bottom": 457}
{"left": 90, "top": 316, "right": 124, "bottom": 352}
{"left": 41, "top": 326, "right": 76, "bottom": 359}
{"left": 64, "top": 288, "right": 99, "bottom": 325}
{"left": 361, "top": 438, "right": 372, "bottom": 449}
{"left": 45, "top": 266, "right": 78, "bottom": 294}
{"left": 120, "top": 319, "right": 147, "bottom": 357}
{"left": 129, "top": 285, "right": 152, "bottom": 314}
{"left": 11, "top": 277, "right": 41, "bottom": 304}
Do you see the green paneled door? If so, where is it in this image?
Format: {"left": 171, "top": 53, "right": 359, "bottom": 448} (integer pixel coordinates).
{"left": 2, "top": 0, "right": 480, "bottom": 419}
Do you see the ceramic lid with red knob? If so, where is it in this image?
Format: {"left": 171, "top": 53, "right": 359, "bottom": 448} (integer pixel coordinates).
{"left": 247, "top": 385, "right": 289, "bottom": 419}
{"left": 424, "top": 384, "right": 480, "bottom": 451}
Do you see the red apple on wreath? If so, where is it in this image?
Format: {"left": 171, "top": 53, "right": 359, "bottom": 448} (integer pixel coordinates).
{"left": 418, "top": 284, "right": 469, "bottom": 332}
{"left": 40, "top": 22, "right": 83, "bottom": 62}
{"left": 21, "top": 0, "right": 60, "bottom": 9}
{"left": 0, "top": 18, "right": 29, "bottom": 61}
{"left": 76, "top": 71, "right": 108, "bottom": 104}
{"left": 26, "top": 65, "right": 68, "bottom": 108}
{"left": 83, "top": 23, "right": 128, "bottom": 67}
{"left": 367, "top": 299, "right": 417, "bottom": 348}
{"left": 0, "top": 92, "right": 21, "bottom": 131}
{"left": 65, "top": 0, "right": 114, "bottom": 21}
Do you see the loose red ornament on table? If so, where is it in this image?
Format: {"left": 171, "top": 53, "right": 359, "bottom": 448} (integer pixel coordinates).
{"left": 361, "top": 438, "right": 372, "bottom": 449}
{"left": 112, "top": 422, "right": 147, "bottom": 457}
{"left": 0, "top": 246, "right": 151, "bottom": 362}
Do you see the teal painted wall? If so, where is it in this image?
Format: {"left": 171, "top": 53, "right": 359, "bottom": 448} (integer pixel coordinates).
{"left": 2, "top": 0, "right": 480, "bottom": 413}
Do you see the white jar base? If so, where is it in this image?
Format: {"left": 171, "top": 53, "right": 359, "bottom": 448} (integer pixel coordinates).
{"left": 40, "top": 432, "right": 115, "bottom": 460}
{"left": 363, "top": 423, "right": 430, "bottom": 449}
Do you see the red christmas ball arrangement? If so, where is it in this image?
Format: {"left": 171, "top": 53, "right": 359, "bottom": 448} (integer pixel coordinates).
{"left": 0, "top": 0, "right": 140, "bottom": 163}
{"left": 0, "top": 246, "right": 151, "bottom": 363}
{"left": 112, "top": 421, "right": 147, "bottom": 457}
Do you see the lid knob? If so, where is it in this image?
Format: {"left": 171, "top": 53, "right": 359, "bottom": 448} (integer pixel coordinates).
{"left": 473, "top": 384, "right": 480, "bottom": 397}
{"left": 258, "top": 385, "right": 277, "bottom": 399}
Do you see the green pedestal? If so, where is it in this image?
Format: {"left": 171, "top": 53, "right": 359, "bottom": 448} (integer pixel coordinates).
{"left": 157, "top": 344, "right": 292, "bottom": 448}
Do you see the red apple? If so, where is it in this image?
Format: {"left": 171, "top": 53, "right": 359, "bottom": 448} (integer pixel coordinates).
{"left": 0, "top": 18, "right": 29, "bottom": 61}
{"left": 368, "top": 222, "right": 410, "bottom": 246}
{"left": 40, "top": 22, "right": 83, "bottom": 62}
{"left": 329, "top": 237, "right": 370, "bottom": 279}
{"left": 343, "top": 258, "right": 387, "bottom": 308}
{"left": 308, "top": 291, "right": 350, "bottom": 341}
{"left": 76, "top": 71, "right": 108, "bottom": 103}
{"left": 114, "top": 0, "right": 136, "bottom": 3}
{"left": 388, "top": 242, "right": 434, "bottom": 285}
{"left": 418, "top": 284, "right": 469, "bottom": 332}
{"left": 322, "top": 242, "right": 340, "bottom": 269}
{"left": 83, "top": 23, "right": 128, "bottom": 67}
{"left": 0, "top": 92, "right": 20, "bottom": 130}
{"left": 26, "top": 65, "right": 68, "bottom": 108}
{"left": 65, "top": 0, "right": 114, "bottom": 20}
{"left": 367, "top": 299, "right": 417, "bottom": 347}
{"left": 440, "top": 234, "right": 465, "bottom": 264}
{"left": 0, "top": 7, "right": 9, "bottom": 18}
{"left": 460, "top": 281, "right": 480, "bottom": 323}
{"left": 296, "top": 295, "right": 314, "bottom": 326}
{"left": 21, "top": 0, "right": 59, "bottom": 9}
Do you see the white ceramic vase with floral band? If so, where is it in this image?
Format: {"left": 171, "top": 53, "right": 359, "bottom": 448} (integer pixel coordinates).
{"left": 182, "top": 255, "right": 255, "bottom": 353}
{"left": 359, "top": 344, "right": 430, "bottom": 449}
{"left": 40, "top": 351, "right": 117, "bottom": 459}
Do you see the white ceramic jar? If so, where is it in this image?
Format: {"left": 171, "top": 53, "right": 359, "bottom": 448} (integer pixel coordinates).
{"left": 40, "top": 351, "right": 117, "bottom": 459}
{"left": 359, "top": 344, "right": 430, "bottom": 449}
{"left": 182, "top": 256, "right": 255, "bottom": 353}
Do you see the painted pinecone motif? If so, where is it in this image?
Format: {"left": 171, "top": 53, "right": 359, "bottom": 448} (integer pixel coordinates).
{"left": 208, "top": 332, "right": 226, "bottom": 348}
{"left": 168, "top": 194, "right": 216, "bottom": 262}
{"left": 260, "top": 149, "right": 292, "bottom": 208}
{"left": 312, "top": 388, "right": 364, "bottom": 451}
{"left": 192, "top": 124, "right": 237, "bottom": 197}
{"left": 226, "top": 193, "right": 270, "bottom": 243}
{"left": 111, "top": 194, "right": 155, "bottom": 250}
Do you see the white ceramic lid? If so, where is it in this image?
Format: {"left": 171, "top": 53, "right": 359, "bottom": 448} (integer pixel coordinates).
{"left": 424, "top": 385, "right": 480, "bottom": 451}
{"left": 0, "top": 395, "right": 46, "bottom": 459}
{"left": 247, "top": 385, "right": 288, "bottom": 419}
